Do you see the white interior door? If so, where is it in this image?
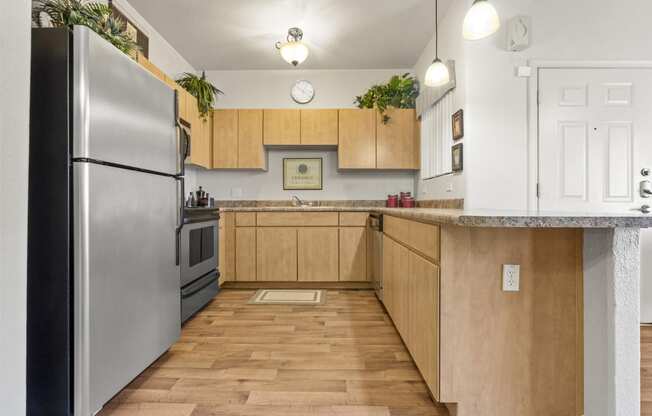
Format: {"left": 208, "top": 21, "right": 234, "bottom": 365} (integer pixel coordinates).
{"left": 538, "top": 67, "right": 652, "bottom": 322}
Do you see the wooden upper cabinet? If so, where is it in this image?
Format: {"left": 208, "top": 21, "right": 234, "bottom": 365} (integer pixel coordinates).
{"left": 263, "top": 110, "right": 300, "bottom": 145}
{"left": 338, "top": 109, "right": 376, "bottom": 169}
{"left": 300, "top": 110, "right": 338, "bottom": 145}
{"left": 212, "top": 110, "right": 238, "bottom": 169}
{"left": 376, "top": 108, "right": 419, "bottom": 169}
{"left": 238, "top": 110, "right": 265, "bottom": 169}
{"left": 187, "top": 98, "right": 212, "bottom": 169}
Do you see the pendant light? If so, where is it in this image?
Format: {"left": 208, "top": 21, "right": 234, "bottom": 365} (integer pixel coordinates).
{"left": 463, "top": 0, "right": 500, "bottom": 40}
{"left": 424, "top": 0, "right": 450, "bottom": 87}
{"left": 275, "top": 27, "right": 309, "bottom": 66}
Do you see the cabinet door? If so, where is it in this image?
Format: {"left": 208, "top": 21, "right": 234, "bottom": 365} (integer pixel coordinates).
{"left": 238, "top": 110, "right": 265, "bottom": 169}
{"left": 192, "top": 113, "right": 212, "bottom": 168}
{"left": 301, "top": 110, "right": 338, "bottom": 145}
{"left": 376, "top": 108, "right": 419, "bottom": 169}
{"left": 220, "top": 212, "right": 235, "bottom": 282}
{"left": 212, "top": 110, "right": 238, "bottom": 168}
{"left": 392, "top": 239, "right": 410, "bottom": 340}
{"left": 382, "top": 235, "right": 395, "bottom": 315}
{"left": 298, "top": 228, "right": 339, "bottom": 281}
{"left": 408, "top": 251, "right": 440, "bottom": 400}
{"left": 256, "top": 228, "right": 297, "bottom": 281}
{"left": 339, "top": 227, "right": 367, "bottom": 281}
{"left": 235, "top": 227, "right": 256, "bottom": 281}
{"left": 338, "top": 109, "right": 376, "bottom": 169}
{"left": 263, "top": 110, "right": 300, "bottom": 145}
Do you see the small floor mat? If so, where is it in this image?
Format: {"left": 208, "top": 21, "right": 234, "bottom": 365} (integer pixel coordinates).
{"left": 248, "top": 289, "right": 326, "bottom": 305}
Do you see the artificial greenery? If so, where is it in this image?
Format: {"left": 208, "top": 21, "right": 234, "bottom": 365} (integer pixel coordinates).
{"left": 32, "top": 0, "right": 139, "bottom": 55}
{"left": 176, "top": 71, "right": 224, "bottom": 120}
{"left": 355, "top": 73, "right": 419, "bottom": 123}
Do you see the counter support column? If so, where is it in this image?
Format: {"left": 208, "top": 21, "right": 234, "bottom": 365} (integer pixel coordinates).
{"left": 584, "top": 227, "right": 640, "bottom": 416}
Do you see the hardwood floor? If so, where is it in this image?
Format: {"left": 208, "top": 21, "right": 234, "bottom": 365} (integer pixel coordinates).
{"left": 643, "top": 325, "right": 652, "bottom": 415}
{"left": 99, "top": 290, "right": 449, "bottom": 416}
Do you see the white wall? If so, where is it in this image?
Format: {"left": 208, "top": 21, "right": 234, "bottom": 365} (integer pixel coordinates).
{"left": 107, "top": 0, "right": 196, "bottom": 77}
{"left": 413, "top": 0, "right": 652, "bottom": 209}
{"left": 0, "top": 0, "right": 30, "bottom": 414}
{"left": 188, "top": 69, "right": 416, "bottom": 200}
{"left": 413, "top": 0, "right": 469, "bottom": 202}
{"left": 193, "top": 149, "right": 414, "bottom": 201}
{"left": 205, "top": 69, "right": 411, "bottom": 109}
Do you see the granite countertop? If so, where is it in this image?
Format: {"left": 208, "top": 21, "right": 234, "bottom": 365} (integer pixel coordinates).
{"left": 218, "top": 205, "right": 652, "bottom": 228}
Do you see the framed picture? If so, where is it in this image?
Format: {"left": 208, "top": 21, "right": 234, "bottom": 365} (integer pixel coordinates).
{"left": 283, "top": 158, "right": 323, "bottom": 190}
{"left": 452, "top": 143, "right": 463, "bottom": 172}
{"left": 452, "top": 109, "right": 464, "bottom": 141}
{"left": 109, "top": 1, "right": 149, "bottom": 59}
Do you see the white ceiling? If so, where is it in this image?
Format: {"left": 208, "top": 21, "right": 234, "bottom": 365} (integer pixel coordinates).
{"left": 128, "top": 0, "right": 451, "bottom": 70}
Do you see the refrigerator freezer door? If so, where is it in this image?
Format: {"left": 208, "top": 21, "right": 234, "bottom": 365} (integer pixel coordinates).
{"left": 72, "top": 26, "right": 179, "bottom": 175}
{"left": 73, "top": 162, "right": 181, "bottom": 415}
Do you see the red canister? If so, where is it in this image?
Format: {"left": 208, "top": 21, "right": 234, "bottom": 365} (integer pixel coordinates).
{"left": 399, "top": 192, "right": 412, "bottom": 207}
{"left": 386, "top": 194, "right": 399, "bottom": 208}
{"left": 402, "top": 197, "right": 415, "bottom": 208}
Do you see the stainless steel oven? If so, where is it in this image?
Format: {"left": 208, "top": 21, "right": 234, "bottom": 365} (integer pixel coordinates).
{"left": 180, "top": 209, "right": 219, "bottom": 323}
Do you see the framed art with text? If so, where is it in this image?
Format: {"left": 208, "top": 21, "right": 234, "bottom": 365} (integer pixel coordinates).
{"left": 283, "top": 158, "right": 323, "bottom": 190}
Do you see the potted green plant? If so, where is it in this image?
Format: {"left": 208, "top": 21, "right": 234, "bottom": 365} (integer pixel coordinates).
{"left": 176, "top": 71, "right": 224, "bottom": 120}
{"left": 355, "top": 73, "right": 419, "bottom": 123}
{"left": 32, "top": 0, "right": 139, "bottom": 55}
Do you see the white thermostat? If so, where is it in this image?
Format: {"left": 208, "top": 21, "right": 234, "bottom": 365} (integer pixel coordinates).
{"left": 507, "top": 15, "right": 531, "bottom": 51}
{"left": 291, "top": 80, "right": 315, "bottom": 104}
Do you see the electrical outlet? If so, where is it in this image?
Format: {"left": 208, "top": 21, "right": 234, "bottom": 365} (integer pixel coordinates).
{"left": 446, "top": 183, "right": 453, "bottom": 192}
{"left": 502, "top": 264, "right": 520, "bottom": 292}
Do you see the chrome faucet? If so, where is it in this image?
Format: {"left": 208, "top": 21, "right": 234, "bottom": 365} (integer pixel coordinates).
{"left": 291, "top": 195, "right": 311, "bottom": 207}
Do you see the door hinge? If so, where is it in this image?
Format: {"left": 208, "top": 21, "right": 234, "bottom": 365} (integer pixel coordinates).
{"left": 536, "top": 183, "right": 540, "bottom": 198}
{"left": 536, "top": 90, "right": 540, "bottom": 105}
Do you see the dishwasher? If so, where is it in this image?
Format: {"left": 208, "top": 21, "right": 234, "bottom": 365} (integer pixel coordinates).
{"left": 369, "top": 213, "right": 383, "bottom": 300}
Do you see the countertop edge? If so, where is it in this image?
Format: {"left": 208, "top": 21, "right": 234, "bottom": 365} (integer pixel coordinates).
{"left": 217, "top": 206, "right": 652, "bottom": 228}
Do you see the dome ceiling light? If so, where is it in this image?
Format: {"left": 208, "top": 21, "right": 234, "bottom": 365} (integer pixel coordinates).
{"left": 275, "top": 27, "right": 309, "bottom": 67}
{"left": 424, "top": 0, "right": 450, "bottom": 87}
{"left": 463, "top": 0, "right": 501, "bottom": 40}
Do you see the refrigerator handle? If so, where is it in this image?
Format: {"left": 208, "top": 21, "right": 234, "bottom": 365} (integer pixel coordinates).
{"left": 175, "top": 122, "right": 191, "bottom": 175}
{"left": 175, "top": 177, "right": 185, "bottom": 266}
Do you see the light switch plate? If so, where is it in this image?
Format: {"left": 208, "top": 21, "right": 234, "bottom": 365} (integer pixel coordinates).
{"left": 502, "top": 264, "right": 520, "bottom": 292}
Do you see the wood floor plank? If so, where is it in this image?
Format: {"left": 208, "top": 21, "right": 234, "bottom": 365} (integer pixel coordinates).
{"left": 99, "top": 290, "right": 448, "bottom": 416}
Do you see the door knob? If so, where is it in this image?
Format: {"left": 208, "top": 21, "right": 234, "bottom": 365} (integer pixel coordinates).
{"left": 643, "top": 168, "right": 651, "bottom": 177}
{"left": 641, "top": 181, "right": 652, "bottom": 198}
{"left": 638, "top": 205, "right": 651, "bottom": 214}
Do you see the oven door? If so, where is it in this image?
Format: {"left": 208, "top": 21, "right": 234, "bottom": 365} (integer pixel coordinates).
{"left": 180, "top": 220, "right": 218, "bottom": 287}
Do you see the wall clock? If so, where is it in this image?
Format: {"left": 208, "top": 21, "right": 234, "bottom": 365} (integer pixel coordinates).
{"left": 291, "top": 80, "right": 315, "bottom": 104}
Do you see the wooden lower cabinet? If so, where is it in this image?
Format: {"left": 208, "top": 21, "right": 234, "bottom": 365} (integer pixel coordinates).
{"left": 408, "top": 251, "right": 440, "bottom": 400}
{"left": 256, "top": 227, "right": 297, "bottom": 281}
{"left": 383, "top": 234, "right": 439, "bottom": 400}
{"left": 298, "top": 228, "right": 339, "bottom": 281}
{"left": 235, "top": 227, "right": 256, "bottom": 281}
{"left": 339, "top": 227, "right": 367, "bottom": 281}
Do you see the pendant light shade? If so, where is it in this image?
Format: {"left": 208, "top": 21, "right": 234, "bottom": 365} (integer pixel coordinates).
{"left": 424, "top": 0, "right": 450, "bottom": 87}
{"left": 425, "top": 58, "right": 450, "bottom": 87}
{"left": 279, "top": 42, "right": 309, "bottom": 66}
{"left": 463, "top": 0, "right": 500, "bottom": 40}
{"left": 276, "top": 27, "right": 309, "bottom": 66}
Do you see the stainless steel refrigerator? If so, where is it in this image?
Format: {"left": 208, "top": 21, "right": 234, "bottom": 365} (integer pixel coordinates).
{"left": 28, "top": 26, "right": 186, "bottom": 415}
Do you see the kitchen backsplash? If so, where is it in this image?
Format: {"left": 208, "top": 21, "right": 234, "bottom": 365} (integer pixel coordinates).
{"left": 186, "top": 149, "right": 415, "bottom": 201}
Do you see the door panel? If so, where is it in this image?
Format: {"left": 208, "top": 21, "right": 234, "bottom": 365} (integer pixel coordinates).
{"left": 298, "top": 228, "right": 339, "bottom": 281}
{"left": 339, "top": 227, "right": 367, "bottom": 281}
{"left": 538, "top": 67, "right": 652, "bottom": 323}
{"left": 235, "top": 228, "right": 256, "bottom": 281}
{"left": 74, "top": 163, "right": 180, "bottom": 413}
{"left": 263, "top": 110, "right": 300, "bottom": 145}
{"left": 256, "top": 228, "right": 297, "bottom": 281}
{"left": 213, "top": 110, "right": 238, "bottom": 168}
{"left": 238, "top": 110, "right": 265, "bottom": 169}
{"left": 72, "top": 26, "right": 177, "bottom": 175}
{"left": 301, "top": 109, "right": 338, "bottom": 145}
{"left": 338, "top": 109, "right": 376, "bottom": 169}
